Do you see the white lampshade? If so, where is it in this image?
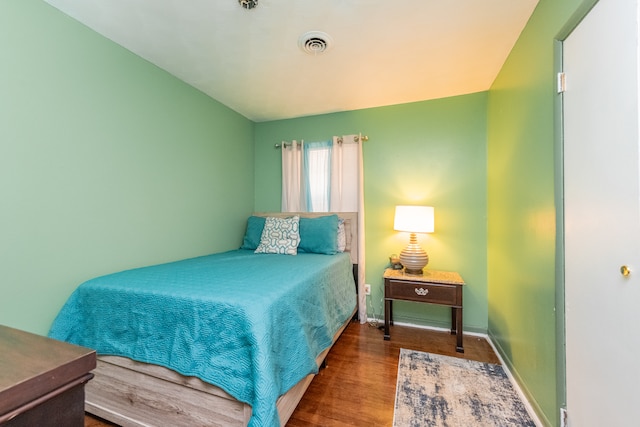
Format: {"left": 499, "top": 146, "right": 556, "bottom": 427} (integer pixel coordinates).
{"left": 394, "top": 206, "right": 435, "bottom": 233}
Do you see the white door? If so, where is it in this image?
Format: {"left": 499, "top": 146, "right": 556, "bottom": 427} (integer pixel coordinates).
{"left": 564, "top": 0, "right": 640, "bottom": 425}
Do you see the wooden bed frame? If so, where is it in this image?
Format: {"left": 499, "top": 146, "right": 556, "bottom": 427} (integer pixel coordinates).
{"left": 85, "top": 212, "right": 358, "bottom": 427}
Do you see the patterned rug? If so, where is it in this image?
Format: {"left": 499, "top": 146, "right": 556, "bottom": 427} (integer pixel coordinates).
{"left": 393, "top": 349, "right": 536, "bottom": 427}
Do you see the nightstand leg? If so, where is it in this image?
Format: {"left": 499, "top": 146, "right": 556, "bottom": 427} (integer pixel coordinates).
{"left": 384, "top": 299, "right": 392, "bottom": 340}
{"left": 454, "top": 307, "right": 464, "bottom": 353}
{"left": 450, "top": 308, "right": 456, "bottom": 335}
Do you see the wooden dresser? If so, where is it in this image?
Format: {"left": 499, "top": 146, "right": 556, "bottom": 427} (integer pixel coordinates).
{"left": 0, "top": 325, "right": 96, "bottom": 426}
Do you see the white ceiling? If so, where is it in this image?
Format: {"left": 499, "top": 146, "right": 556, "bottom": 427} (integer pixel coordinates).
{"left": 43, "top": 0, "right": 539, "bottom": 122}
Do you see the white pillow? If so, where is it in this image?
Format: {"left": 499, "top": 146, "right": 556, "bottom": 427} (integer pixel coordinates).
{"left": 337, "top": 219, "right": 346, "bottom": 252}
{"left": 255, "top": 216, "right": 300, "bottom": 255}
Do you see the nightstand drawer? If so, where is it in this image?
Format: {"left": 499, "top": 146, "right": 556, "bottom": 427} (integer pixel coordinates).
{"left": 386, "top": 280, "right": 460, "bottom": 306}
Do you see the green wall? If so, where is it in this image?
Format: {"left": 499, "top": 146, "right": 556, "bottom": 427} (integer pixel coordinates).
{"left": 255, "top": 93, "right": 488, "bottom": 332}
{"left": 0, "top": 0, "right": 255, "bottom": 335}
{"left": 487, "top": 0, "right": 584, "bottom": 425}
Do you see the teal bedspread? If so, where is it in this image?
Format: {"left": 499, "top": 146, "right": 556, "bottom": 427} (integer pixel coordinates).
{"left": 48, "top": 249, "right": 356, "bottom": 427}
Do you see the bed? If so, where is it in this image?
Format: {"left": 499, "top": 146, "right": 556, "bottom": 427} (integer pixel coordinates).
{"left": 48, "top": 212, "right": 358, "bottom": 427}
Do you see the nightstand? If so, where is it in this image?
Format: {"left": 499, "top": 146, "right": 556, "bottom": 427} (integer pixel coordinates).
{"left": 383, "top": 268, "right": 465, "bottom": 352}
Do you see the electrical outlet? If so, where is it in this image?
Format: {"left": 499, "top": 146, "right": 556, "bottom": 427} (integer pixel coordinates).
{"left": 364, "top": 284, "right": 371, "bottom": 295}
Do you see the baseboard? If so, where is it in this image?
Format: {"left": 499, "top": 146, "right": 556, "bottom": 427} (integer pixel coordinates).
{"left": 485, "top": 337, "right": 547, "bottom": 427}
{"left": 377, "top": 319, "right": 546, "bottom": 427}
{"left": 370, "top": 318, "right": 487, "bottom": 336}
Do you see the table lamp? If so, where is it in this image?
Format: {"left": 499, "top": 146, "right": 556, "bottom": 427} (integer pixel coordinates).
{"left": 394, "top": 205, "right": 434, "bottom": 275}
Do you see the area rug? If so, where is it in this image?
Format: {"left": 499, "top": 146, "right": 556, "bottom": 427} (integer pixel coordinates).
{"left": 393, "top": 349, "right": 536, "bottom": 427}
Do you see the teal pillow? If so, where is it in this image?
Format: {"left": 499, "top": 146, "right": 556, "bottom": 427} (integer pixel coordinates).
{"left": 240, "top": 216, "right": 266, "bottom": 250}
{"left": 298, "top": 215, "right": 339, "bottom": 254}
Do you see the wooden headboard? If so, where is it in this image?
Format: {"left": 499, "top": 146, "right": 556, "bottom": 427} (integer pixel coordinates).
{"left": 253, "top": 212, "right": 358, "bottom": 265}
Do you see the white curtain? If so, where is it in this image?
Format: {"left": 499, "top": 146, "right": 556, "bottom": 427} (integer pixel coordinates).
{"left": 281, "top": 140, "right": 306, "bottom": 212}
{"left": 330, "top": 136, "right": 358, "bottom": 211}
{"left": 332, "top": 134, "right": 367, "bottom": 323}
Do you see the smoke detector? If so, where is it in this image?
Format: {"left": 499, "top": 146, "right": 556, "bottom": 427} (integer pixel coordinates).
{"left": 238, "top": 0, "right": 258, "bottom": 9}
{"left": 298, "top": 31, "right": 333, "bottom": 55}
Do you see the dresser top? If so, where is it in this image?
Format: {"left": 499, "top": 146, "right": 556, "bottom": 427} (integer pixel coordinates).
{"left": 384, "top": 268, "right": 464, "bottom": 285}
{"left": 0, "top": 325, "right": 96, "bottom": 414}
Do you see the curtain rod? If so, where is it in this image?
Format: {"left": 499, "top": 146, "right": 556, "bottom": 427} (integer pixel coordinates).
{"left": 274, "top": 135, "right": 368, "bottom": 149}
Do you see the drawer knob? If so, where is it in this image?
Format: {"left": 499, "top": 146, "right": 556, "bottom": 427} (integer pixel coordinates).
{"left": 415, "top": 288, "right": 429, "bottom": 296}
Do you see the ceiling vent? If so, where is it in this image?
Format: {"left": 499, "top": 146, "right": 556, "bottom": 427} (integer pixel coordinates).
{"left": 238, "top": 0, "right": 258, "bottom": 9}
{"left": 298, "top": 31, "right": 332, "bottom": 55}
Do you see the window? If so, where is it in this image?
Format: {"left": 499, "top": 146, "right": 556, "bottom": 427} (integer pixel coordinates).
{"left": 304, "top": 141, "right": 332, "bottom": 212}
{"left": 281, "top": 135, "right": 360, "bottom": 213}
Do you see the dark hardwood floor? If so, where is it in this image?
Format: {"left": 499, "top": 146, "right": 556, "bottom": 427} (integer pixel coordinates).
{"left": 85, "top": 321, "right": 499, "bottom": 426}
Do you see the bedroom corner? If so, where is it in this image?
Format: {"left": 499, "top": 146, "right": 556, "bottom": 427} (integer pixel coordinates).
{"left": 254, "top": 93, "right": 489, "bottom": 334}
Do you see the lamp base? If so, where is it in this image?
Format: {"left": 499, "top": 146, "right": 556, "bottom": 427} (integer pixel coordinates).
{"left": 399, "top": 233, "right": 429, "bottom": 276}
{"left": 403, "top": 266, "right": 426, "bottom": 275}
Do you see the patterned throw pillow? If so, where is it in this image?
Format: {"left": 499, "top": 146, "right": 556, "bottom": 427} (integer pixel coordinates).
{"left": 254, "top": 216, "right": 300, "bottom": 255}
